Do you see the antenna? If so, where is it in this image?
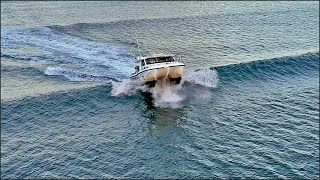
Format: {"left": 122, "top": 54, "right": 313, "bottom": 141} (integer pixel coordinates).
{"left": 135, "top": 31, "right": 142, "bottom": 58}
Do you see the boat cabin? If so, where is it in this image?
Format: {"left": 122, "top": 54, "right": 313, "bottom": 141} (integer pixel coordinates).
{"left": 133, "top": 54, "right": 182, "bottom": 74}
{"left": 144, "top": 56, "right": 174, "bottom": 64}
{"left": 138, "top": 55, "right": 174, "bottom": 64}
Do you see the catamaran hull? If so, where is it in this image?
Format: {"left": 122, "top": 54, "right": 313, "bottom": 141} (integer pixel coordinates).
{"left": 131, "top": 65, "right": 184, "bottom": 87}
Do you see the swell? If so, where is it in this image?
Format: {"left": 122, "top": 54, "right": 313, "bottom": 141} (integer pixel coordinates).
{"left": 47, "top": 5, "right": 316, "bottom": 35}
{"left": 212, "top": 52, "right": 319, "bottom": 83}
{"left": 1, "top": 23, "right": 318, "bottom": 85}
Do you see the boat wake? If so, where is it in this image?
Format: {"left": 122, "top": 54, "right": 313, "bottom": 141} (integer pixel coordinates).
{"left": 44, "top": 66, "right": 121, "bottom": 82}
{"left": 1, "top": 27, "right": 135, "bottom": 81}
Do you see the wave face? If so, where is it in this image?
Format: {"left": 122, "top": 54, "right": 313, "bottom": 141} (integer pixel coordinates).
{"left": 1, "top": 1, "right": 319, "bottom": 179}
{"left": 215, "top": 52, "right": 319, "bottom": 84}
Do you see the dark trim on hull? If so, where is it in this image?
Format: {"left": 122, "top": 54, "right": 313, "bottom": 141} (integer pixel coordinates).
{"left": 146, "top": 81, "right": 156, "bottom": 88}
{"left": 170, "top": 77, "right": 182, "bottom": 84}
{"left": 145, "top": 77, "right": 182, "bottom": 88}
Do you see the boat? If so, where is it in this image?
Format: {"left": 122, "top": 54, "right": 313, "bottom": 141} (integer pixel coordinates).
{"left": 129, "top": 53, "right": 185, "bottom": 87}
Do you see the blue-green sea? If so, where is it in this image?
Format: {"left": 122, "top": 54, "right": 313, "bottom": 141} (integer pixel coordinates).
{"left": 1, "top": 1, "right": 319, "bottom": 179}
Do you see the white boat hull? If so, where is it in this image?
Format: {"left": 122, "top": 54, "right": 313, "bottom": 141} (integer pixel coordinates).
{"left": 130, "top": 63, "right": 185, "bottom": 86}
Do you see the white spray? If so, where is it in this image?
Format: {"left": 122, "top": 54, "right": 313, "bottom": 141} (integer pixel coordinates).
{"left": 111, "top": 68, "right": 219, "bottom": 108}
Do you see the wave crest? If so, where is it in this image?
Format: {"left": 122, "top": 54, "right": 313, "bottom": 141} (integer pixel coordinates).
{"left": 182, "top": 69, "right": 219, "bottom": 88}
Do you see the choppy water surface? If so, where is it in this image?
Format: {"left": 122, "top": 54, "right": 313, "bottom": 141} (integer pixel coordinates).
{"left": 1, "top": 1, "right": 319, "bottom": 179}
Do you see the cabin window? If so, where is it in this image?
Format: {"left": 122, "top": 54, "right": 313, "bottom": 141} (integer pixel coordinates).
{"left": 145, "top": 58, "right": 155, "bottom": 64}
{"left": 161, "top": 56, "right": 174, "bottom": 62}
{"left": 145, "top": 56, "right": 174, "bottom": 64}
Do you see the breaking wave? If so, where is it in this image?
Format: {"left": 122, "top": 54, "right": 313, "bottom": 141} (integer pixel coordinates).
{"left": 182, "top": 69, "right": 219, "bottom": 88}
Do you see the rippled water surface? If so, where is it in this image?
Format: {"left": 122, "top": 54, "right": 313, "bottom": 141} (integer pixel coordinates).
{"left": 1, "top": 1, "right": 319, "bottom": 179}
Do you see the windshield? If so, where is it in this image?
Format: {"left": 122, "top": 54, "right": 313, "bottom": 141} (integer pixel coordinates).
{"left": 145, "top": 56, "right": 174, "bottom": 64}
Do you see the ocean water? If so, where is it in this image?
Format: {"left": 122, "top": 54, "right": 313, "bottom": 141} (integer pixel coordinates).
{"left": 1, "top": 1, "right": 319, "bottom": 179}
